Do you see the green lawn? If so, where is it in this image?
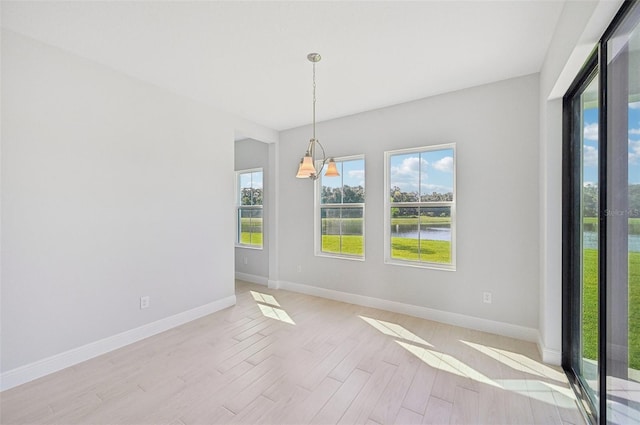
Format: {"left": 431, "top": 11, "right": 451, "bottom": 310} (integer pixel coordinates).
{"left": 239, "top": 217, "right": 262, "bottom": 247}
{"left": 239, "top": 232, "right": 262, "bottom": 247}
{"left": 583, "top": 248, "right": 640, "bottom": 370}
{"left": 321, "top": 234, "right": 450, "bottom": 265}
{"left": 582, "top": 249, "right": 599, "bottom": 363}
{"left": 239, "top": 217, "right": 262, "bottom": 228}
{"left": 321, "top": 235, "right": 364, "bottom": 255}
{"left": 631, "top": 252, "right": 640, "bottom": 371}
{"left": 391, "top": 238, "right": 451, "bottom": 264}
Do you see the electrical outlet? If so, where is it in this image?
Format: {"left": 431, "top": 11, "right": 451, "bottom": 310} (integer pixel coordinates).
{"left": 140, "top": 296, "right": 150, "bottom": 309}
{"left": 483, "top": 292, "right": 492, "bottom": 304}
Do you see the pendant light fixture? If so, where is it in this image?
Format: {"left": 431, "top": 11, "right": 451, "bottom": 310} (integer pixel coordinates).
{"left": 295, "top": 53, "right": 340, "bottom": 180}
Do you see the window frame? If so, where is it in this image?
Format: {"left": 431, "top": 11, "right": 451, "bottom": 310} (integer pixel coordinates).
{"left": 235, "top": 167, "right": 264, "bottom": 250}
{"left": 384, "top": 143, "right": 456, "bottom": 271}
{"left": 314, "top": 154, "right": 366, "bottom": 261}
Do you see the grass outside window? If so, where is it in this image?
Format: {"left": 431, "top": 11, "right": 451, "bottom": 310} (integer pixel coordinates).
{"left": 582, "top": 248, "right": 640, "bottom": 370}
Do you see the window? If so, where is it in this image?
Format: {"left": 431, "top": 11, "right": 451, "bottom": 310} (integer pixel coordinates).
{"left": 236, "top": 169, "right": 263, "bottom": 249}
{"left": 316, "top": 156, "right": 365, "bottom": 259}
{"left": 385, "top": 144, "right": 456, "bottom": 270}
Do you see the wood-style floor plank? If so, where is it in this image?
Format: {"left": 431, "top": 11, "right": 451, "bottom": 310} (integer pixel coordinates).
{"left": 422, "top": 396, "right": 453, "bottom": 424}
{"left": 394, "top": 407, "right": 424, "bottom": 424}
{"left": 0, "top": 280, "right": 585, "bottom": 425}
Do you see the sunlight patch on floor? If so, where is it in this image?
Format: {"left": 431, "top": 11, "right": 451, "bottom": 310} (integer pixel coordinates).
{"left": 250, "top": 291, "right": 281, "bottom": 307}
{"left": 355, "top": 305, "right": 581, "bottom": 410}
{"left": 460, "top": 340, "right": 566, "bottom": 382}
{"left": 258, "top": 303, "right": 295, "bottom": 325}
{"left": 540, "top": 381, "right": 576, "bottom": 400}
{"left": 396, "top": 340, "right": 501, "bottom": 389}
{"left": 359, "top": 316, "right": 432, "bottom": 347}
{"left": 490, "top": 378, "right": 583, "bottom": 408}
{"left": 249, "top": 291, "right": 294, "bottom": 324}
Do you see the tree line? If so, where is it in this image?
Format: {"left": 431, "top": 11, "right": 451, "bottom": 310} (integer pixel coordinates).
{"left": 321, "top": 185, "right": 452, "bottom": 218}
{"left": 241, "top": 187, "right": 262, "bottom": 206}
{"left": 583, "top": 183, "right": 640, "bottom": 217}
{"left": 389, "top": 186, "right": 453, "bottom": 203}
{"left": 321, "top": 185, "right": 365, "bottom": 203}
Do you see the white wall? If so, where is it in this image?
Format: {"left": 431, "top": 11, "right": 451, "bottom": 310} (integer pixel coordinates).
{"left": 234, "top": 138, "right": 270, "bottom": 283}
{"left": 276, "top": 75, "right": 541, "bottom": 335}
{"left": 0, "top": 30, "right": 274, "bottom": 386}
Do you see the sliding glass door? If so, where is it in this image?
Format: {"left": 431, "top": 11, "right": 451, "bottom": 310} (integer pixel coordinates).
{"left": 564, "top": 2, "right": 640, "bottom": 424}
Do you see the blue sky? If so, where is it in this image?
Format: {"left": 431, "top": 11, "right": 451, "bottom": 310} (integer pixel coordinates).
{"left": 389, "top": 148, "right": 454, "bottom": 195}
{"left": 321, "top": 151, "right": 455, "bottom": 196}
{"left": 583, "top": 102, "right": 640, "bottom": 185}
{"left": 239, "top": 170, "right": 263, "bottom": 189}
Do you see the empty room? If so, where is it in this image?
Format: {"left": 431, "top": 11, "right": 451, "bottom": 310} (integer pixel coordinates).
{"left": 1, "top": 1, "right": 639, "bottom": 424}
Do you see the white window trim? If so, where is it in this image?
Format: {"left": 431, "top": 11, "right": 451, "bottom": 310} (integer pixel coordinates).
{"left": 235, "top": 167, "right": 264, "bottom": 250}
{"left": 314, "top": 154, "right": 366, "bottom": 261}
{"left": 384, "top": 143, "right": 456, "bottom": 271}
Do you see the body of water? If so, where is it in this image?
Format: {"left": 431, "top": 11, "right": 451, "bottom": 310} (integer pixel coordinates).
{"left": 391, "top": 224, "right": 451, "bottom": 241}
{"left": 391, "top": 228, "right": 640, "bottom": 252}
{"left": 583, "top": 231, "right": 640, "bottom": 252}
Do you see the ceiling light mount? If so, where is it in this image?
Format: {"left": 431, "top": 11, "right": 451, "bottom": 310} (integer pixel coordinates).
{"left": 296, "top": 52, "right": 339, "bottom": 180}
{"left": 307, "top": 52, "right": 321, "bottom": 63}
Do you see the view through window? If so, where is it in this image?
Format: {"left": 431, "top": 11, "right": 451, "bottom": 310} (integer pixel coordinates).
{"left": 317, "top": 157, "right": 365, "bottom": 258}
{"left": 385, "top": 144, "right": 456, "bottom": 269}
{"left": 236, "top": 169, "right": 263, "bottom": 248}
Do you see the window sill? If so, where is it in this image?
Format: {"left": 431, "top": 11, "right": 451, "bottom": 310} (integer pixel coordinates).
{"left": 235, "top": 245, "right": 264, "bottom": 251}
{"left": 384, "top": 258, "right": 455, "bottom": 271}
{"left": 315, "top": 252, "right": 365, "bottom": 262}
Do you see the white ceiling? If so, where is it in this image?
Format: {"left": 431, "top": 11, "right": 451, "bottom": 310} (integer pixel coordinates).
{"left": 1, "top": 1, "right": 566, "bottom": 131}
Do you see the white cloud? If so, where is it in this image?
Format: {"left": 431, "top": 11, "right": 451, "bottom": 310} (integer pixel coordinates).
{"left": 432, "top": 156, "right": 453, "bottom": 173}
{"left": 630, "top": 102, "right": 640, "bottom": 110}
{"left": 583, "top": 123, "right": 598, "bottom": 141}
{"left": 583, "top": 145, "right": 598, "bottom": 167}
{"left": 396, "top": 156, "right": 426, "bottom": 175}
{"left": 390, "top": 157, "right": 428, "bottom": 191}
{"left": 629, "top": 139, "right": 640, "bottom": 164}
{"left": 347, "top": 169, "right": 365, "bottom": 186}
{"left": 630, "top": 128, "right": 640, "bottom": 135}
{"left": 421, "top": 183, "right": 453, "bottom": 193}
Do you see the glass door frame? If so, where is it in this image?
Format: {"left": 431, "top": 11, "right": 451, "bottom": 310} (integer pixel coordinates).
{"left": 563, "top": 1, "right": 639, "bottom": 424}
{"left": 562, "top": 49, "right": 601, "bottom": 424}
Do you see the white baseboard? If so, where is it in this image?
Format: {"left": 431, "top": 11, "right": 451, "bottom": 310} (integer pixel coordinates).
{"left": 235, "top": 272, "right": 268, "bottom": 286}
{"left": 267, "top": 279, "right": 280, "bottom": 289}
{"left": 538, "top": 340, "right": 562, "bottom": 366}
{"left": 536, "top": 331, "right": 562, "bottom": 366}
{"left": 278, "top": 280, "right": 539, "bottom": 344}
{"left": 0, "top": 295, "right": 236, "bottom": 392}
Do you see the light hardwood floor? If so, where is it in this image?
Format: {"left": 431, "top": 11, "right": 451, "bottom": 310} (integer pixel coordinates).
{"left": 1, "top": 280, "right": 585, "bottom": 425}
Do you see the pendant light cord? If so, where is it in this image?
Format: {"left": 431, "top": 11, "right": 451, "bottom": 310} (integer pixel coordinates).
{"left": 312, "top": 61, "right": 316, "bottom": 141}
